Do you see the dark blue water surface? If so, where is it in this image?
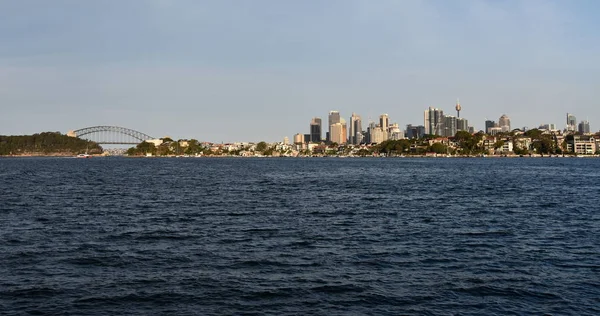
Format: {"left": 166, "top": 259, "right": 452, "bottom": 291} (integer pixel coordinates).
{"left": 1, "top": 157, "right": 599, "bottom": 315}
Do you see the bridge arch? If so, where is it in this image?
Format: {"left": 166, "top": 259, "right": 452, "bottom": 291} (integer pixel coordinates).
{"left": 70, "top": 126, "right": 154, "bottom": 145}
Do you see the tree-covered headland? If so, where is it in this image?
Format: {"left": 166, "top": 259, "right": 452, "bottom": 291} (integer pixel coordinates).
{"left": 0, "top": 132, "right": 102, "bottom": 156}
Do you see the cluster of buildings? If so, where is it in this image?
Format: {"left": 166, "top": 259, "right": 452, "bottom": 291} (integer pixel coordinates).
{"left": 294, "top": 102, "right": 595, "bottom": 145}
{"left": 294, "top": 100, "right": 478, "bottom": 145}
{"left": 295, "top": 111, "right": 405, "bottom": 145}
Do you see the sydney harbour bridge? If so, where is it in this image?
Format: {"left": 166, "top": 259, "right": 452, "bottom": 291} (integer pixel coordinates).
{"left": 68, "top": 126, "right": 154, "bottom": 145}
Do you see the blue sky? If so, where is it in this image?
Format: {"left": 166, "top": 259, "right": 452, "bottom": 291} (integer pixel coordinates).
{"left": 1, "top": 0, "right": 599, "bottom": 142}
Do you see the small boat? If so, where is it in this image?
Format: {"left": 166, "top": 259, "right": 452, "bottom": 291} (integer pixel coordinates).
{"left": 76, "top": 153, "right": 92, "bottom": 158}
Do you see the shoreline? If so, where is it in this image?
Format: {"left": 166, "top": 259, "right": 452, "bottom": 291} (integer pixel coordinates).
{"left": 3, "top": 154, "right": 598, "bottom": 158}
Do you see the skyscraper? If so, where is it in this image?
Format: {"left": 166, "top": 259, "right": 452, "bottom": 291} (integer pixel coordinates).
{"left": 328, "top": 111, "right": 341, "bottom": 143}
{"left": 349, "top": 113, "right": 362, "bottom": 144}
{"left": 567, "top": 113, "right": 577, "bottom": 131}
{"left": 330, "top": 120, "right": 347, "bottom": 144}
{"left": 499, "top": 114, "right": 511, "bottom": 132}
{"left": 365, "top": 121, "right": 376, "bottom": 144}
{"left": 388, "top": 123, "right": 403, "bottom": 140}
{"left": 293, "top": 133, "right": 303, "bottom": 144}
{"left": 369, "top": 126, "right": 386, "bottom": 144}
{"left": 340, "top": 118, "right": 347, "bottom": 144}
{"left": 379, "top": 114, "right": 390, "bottom": 141}
{"left": 443, "top": 115, "right": 457, "bottom": 137}
{"left": 379, "top": 114, "right": 389, "bottom": 131}
{"left": 485, "top": 120, "right": 496, "bottom": 134}
{"left": 310, "top": 117, "right": 322, "bottom": 143}
{"left": 406, "top": 124, "right": 426, "bottom": 139}
{"left": 578, "top": 120, "right": 590, "bottom": 134}
{"left": 456, "top": 118, "right": 469, "bottom": 132}
{"left": 424, "top": 107, "right": 444, "bottom": 136}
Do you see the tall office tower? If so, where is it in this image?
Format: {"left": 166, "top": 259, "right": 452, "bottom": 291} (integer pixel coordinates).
{"left": 567, "top": 113, "right": 577, "bottom": 131}
{"left": 349, "top": 113, "right": 362, "bottom": 144}
{"left": 389, "top": 123, "right": 403, "bottom": 140}
{"left": 499, "top": 114, "right": 511, "bottom": 132}
{"left": 293, "top": 133, "right": 304, "bottom": 144}
{"left": 340, "top": 118, "right": 347, "bottom": 144}
{"left": 539, "top": 123, "right": 557, "bottom": 131}
{"left": 380, "top": 114, "right": 389, "bottom": 131}
{"left": 406, "top": 124, "right": 426, "bottom": 139}
{"left": 365, "top": 121, "right": 376, "bottom": 144}
{"left": 443, "top": 115, "right": 457, "bottom": 137}
{"left": 424, "top": 107, "right": 444, "bottom": 135}
{"left": 578, "top": 120, "right": 590, "bottom": 134}
{"left": 310, "top": 117, "right": 322, "bottom": 143}
{"left": 456, "top": 118, "right": 469, "bottom": 131}
{"left": 330, "top": 122, "right": 347, "bottom": 144}
{"left": 328, "top": 111, "right": 341, "bottom": 143}
{"left": 455, "top": 99, "right": 462, "bottom": 118}
{"left": 369, "top": 126, "right": 385, "bottom": 144}
{"left": 485, "top": 120, "right": 496, "bottom": 134}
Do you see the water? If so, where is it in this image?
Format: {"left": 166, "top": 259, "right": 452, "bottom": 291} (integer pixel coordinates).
{"left": 1, "top": 157, "right": 599, "bottom": 315}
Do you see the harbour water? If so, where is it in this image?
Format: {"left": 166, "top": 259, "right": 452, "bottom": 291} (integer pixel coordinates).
{"left": 1, "top": 157, "right": 599, "bottom": 315}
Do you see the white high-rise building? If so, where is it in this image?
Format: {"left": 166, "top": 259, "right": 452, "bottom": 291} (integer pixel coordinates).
{"left": 424, "top": 107, "right": 444, "bottom": 136}
{"left": 389, "top": 123, "right": 404, "bottom": 140}
{"left": 380, "top": 114, "right": 389, "bottom": 131}
{"left": 369, "top": 126, "right": 386, "bottom": 144}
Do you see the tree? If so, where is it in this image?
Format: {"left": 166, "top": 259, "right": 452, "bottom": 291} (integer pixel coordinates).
{"left": 429, "top": 142, "right": 448, "bottom": 154}
{"left": 493, "top": 140, "right": 505, "bottom": 150}
{"left": 263, "top": 147, "right": 274, "bottom": 156}
{"left": 135, "top": 141, "right": 156, "bottom": 156}
{"left": 454, "top": 131, "right": 478, "bottom": 154}
{"left": 256, "top": 141, "right": 268, "bottom": 152}
{"left": 531, "top": 136, "right": 555, "bottom": 154}
{"left": 524, "top": 129, "right": 543, "bottom": 139}
{"left": 356, "top": 148, "right": 371, "bottom": 157}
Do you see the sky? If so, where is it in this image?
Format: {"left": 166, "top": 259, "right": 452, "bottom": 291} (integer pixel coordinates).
{"left": 1, "top": 0, "right": 599, "bottom": 142}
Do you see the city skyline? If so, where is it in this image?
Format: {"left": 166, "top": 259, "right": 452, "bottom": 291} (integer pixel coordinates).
{"left": 1, "top": 1, "right": 599, "bottom": 142}
{"left": 298, "top": 104, "right": 594, "bottom": 146}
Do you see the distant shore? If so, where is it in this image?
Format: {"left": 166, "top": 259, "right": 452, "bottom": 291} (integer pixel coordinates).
{"left": 2, "top": 154, "right": 599, "bottom": 158}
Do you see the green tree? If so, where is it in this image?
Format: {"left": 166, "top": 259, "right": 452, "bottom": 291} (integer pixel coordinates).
{"left": 531, "top": 136, "right": 555, "bottom": 154}
{"left": 132, "top": 141, "right": 157, "bottom": 156}
{"left": 493, "top": 140, "right": 505, "bottom": 150}
{"left": 263, "top": 147, "right": 274, "bottom": 156}
{"left": 256, "top": 141, "right": 268, "bottom": 152}
{"left": 454, "top": 131, "right": 479, "bottom": 154}
{"left": 429, "top": 142, "right": 448, "bottom": 154}
{"left": 524, "top": 129, "right": 543, "bottom": 139}
{"left": 356, "top": 148, "right": 371, "bottom": 157}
